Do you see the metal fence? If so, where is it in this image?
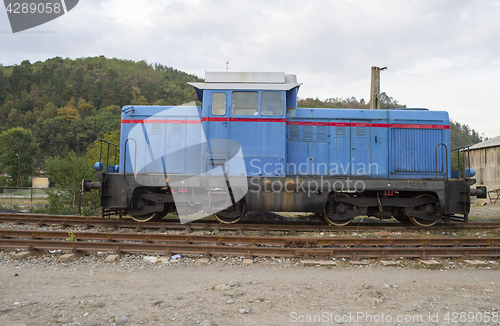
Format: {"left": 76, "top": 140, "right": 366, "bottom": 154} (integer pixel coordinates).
{"left": 0, "top": 187, "right": 84, "bottom": 215}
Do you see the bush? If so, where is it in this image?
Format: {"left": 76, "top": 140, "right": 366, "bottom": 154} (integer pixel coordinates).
{"left": 0, "top": 176, "right": 9, "bottom": 192}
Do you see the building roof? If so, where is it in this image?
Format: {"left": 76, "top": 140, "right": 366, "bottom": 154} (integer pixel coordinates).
{"left": 468, "top": 135, "right": 500, "bottom": 150}
{"left": 188, "top": 72, "right": 301, "bottom": 91}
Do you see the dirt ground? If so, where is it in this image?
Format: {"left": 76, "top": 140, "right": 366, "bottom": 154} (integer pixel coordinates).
{"left": 1, "top": 259, "right": 500, "bottom": 326}
{"left": 470, "top": 199, "right": 500, "bottom": 220}
{"left": 0, "top": 203, "right": 499, "bottom": 326}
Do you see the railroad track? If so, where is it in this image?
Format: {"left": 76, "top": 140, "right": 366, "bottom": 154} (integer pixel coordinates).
{"left": 2, "top": 213, "right": 500, "bottom": 234}
{"left": 1, "top": 229, "right": 499, "bottom": 259}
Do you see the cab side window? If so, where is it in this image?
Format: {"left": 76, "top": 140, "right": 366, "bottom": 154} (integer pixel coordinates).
{"left": 212, "top": 93, "right": 226, "bottom": 116}
{"left": 261, "top": 91, "right": 283, "bottom": 116}
{"left": 232, "top": 92, "right": 258, "bottom": 115}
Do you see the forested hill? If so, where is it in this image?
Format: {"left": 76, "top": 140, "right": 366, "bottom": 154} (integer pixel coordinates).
{"left": 449, "top": 121, "right": 483, "bottom": 149}
{"left": 0, "top": 56, "right": 201, "bottom": 158}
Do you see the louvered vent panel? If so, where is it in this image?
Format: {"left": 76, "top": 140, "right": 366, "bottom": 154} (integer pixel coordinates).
{"left": 392, "top": 128, "right": 445, "bottom": 173}
{"left": 303, "top": 125, "right": 313, "bottom": 140}
{"left": 356, "top": 126, "right": 366, "bottom": 136}
{"left": 316, "top": 126, "right": 327, "bottom": 140}
{"left": 289, "top": 125, "right": 300, "bottom": 139}
{"left": 335, "top": 126, "right": 346, "bottom": 135}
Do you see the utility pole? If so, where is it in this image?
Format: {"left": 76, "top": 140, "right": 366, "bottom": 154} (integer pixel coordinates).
{"left": 370, "top": 66, "right": 387, "bottom": 110}
{"left": 16, "top": 143, "right": 21, "bottom": 188}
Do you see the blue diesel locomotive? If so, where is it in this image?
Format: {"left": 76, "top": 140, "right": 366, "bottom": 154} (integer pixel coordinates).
{"left": 83, "top": 72, "right": 486, "bottom": 226}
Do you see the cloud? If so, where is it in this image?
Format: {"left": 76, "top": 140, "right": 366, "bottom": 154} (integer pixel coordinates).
{"left": 1, "top": 0, "right": 499, "bottom": 137}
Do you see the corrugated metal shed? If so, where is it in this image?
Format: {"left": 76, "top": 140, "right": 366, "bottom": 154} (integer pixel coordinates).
{"left": 468, "top": 135, "right": 500, "bottom": 150}
{"left": 467, "top": 135, "right": 500, "bottom": 194}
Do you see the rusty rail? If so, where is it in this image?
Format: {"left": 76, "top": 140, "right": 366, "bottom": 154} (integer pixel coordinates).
{"left": 1, "top": 229, "right": 500, "bottom": 247}
{"left": 2, "top": 213, "right": 500, "bottom": 234}
{"left": 1, "top": 229, "right": 500, "bottom": 259}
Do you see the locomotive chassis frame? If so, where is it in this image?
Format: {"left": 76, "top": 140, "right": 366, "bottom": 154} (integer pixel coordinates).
{"left": 99, "top": 173, "right": 472, "bottom": 222}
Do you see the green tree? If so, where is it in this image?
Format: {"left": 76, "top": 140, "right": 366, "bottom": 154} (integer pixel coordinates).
{"left": 43, "top": 151, "right": 99, "bottom": 215}
{"left": 0, "top": 70, "right": 7, "bottom": 104}
{"left": 0, "top": 127, "right": 39, "bottom": 187}
{"left": 6, "top": 108, "right": 24, "bottom": 128}
{"left": 378, "top": 92, "right": 405, "bottom": 109}
{"left": 41, "top": 101, "right": 58, "bottom": 119}
{"left": 44, "top": 151, "right": 93, "bottom": 188}
{"left": 76, "top": 98, "right": 95, "bottom": 118}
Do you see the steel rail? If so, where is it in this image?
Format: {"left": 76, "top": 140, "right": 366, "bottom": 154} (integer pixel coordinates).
{"left": 1, "top": 229, "right": 500, "bottom": 247}
{"left": 1, "top": 238, "right": 499, "bottom": 258}
{"left": 1, "top": 213, "right": 500, "bottom": 232}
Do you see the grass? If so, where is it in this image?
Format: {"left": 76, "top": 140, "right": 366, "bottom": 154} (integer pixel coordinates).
{"left": 0, "top": 197, "right": 49, "bottom": 211}
{"left": 0, "top": 198, "right": 49, "bottom": 205}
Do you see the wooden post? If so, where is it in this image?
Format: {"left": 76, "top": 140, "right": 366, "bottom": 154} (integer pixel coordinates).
{"left": 16, "top": 143, "right": 21, "bottom": 188}
{"left": 370, "top": 66, "right": 387, "bottom": 110}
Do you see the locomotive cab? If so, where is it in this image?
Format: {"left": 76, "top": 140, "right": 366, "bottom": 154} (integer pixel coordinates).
{"left": 190, "top": 72, "right": 300, "bottom": 178}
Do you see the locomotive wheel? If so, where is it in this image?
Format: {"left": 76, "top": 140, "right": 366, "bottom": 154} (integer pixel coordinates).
{"left": 214, "top": 200, "right": 247, "bottom": 224}
{"left": 323, "top": 193, "right": 354, "bottom": 226}
{"left": 407, "top": 194, "right": 440, "bottom": 227}
{"left": 129, "top": 190, "right": 162, "bottom": 222}
{"left": 130, "top": 212, "right": 162, "bottom": 222}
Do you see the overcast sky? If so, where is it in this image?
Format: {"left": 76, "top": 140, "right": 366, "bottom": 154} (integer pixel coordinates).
{"left": 1, "top": 0, "right": 499, "bottom": 138}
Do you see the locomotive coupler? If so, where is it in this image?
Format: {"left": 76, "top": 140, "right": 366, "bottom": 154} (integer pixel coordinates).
{"left": 81, "top": 179, "right": 102, "bottom": 192}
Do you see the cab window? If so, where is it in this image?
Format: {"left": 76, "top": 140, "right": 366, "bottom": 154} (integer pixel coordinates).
{"left": 212, "top": 93, "right": 226, "bottom": 116}
{"left": 232, "top": 92, "right": 258, "bottom": 115}
{"left": 261, "top": 91, "right": 283, "bottom": 116}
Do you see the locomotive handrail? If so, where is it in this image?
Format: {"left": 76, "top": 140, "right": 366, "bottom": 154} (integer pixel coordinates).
{"left": 96, "top": 139, "right": 119, "bottom": 184}
{"left": 97, "top": 138, "right": 119, "bottom": 168}
{"left": 450, "top": 145, "right": 472, "bottom": 180}
{"left": 123, "top": 138, "right": 137, "bottom": 176}
{"left": 435, "top": 143, "right": 448, "bottom": 180}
